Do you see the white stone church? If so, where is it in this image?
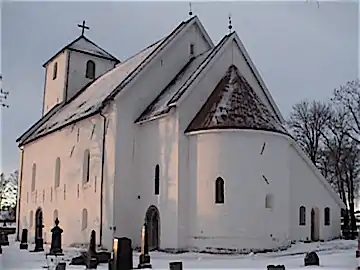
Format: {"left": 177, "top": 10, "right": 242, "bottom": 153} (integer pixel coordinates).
{"left": 16, "top": 16, "right": 345, "bottom": 252}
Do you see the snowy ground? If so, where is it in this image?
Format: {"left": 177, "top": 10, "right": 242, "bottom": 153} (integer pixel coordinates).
{"left": 0, "top": 235, "right": 357, "bottom": 269}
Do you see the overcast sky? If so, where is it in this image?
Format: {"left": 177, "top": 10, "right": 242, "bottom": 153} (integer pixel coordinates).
{"left": 1, "top": 1, "right": 358, "bottom": 174}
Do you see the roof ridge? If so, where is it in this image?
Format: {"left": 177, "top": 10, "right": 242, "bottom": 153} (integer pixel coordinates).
{"left": 167, "top": 33, "right": 233, "bottom": 105}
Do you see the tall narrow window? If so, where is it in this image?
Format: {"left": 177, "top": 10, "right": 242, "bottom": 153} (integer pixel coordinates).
{"left": 324, "top": 207, "right": 330, "bottom": 226}
{"left": 85, "top": 60, "right": 96, "bottom": 79}
{"left": 265, "top": 194, "right": 274, "bottom": 209}
{"left": 53, "top": 209, "right": 58, "bottom": 223}
{"left": 299, "top": 206, "right": 306, "bottom": 226}
{"left": 215, "top": 177, "right": 224, "bottom": 204}
{"left": 82, "top": 208, "right": 88, "bottom": 230}
{"left": 54, "top": 157, "right": 61, "bottom": 188}
{"left": 83, "top": 149, "right": 90, "bottom": 184}
{"left": 190, "top": 43, "right": 195, "bottom": 57}
{"left": 31, "top": 163, "right": 36, "bottom": 192}
{"left": 155, "top": 164, "right": 160, "bottom": 195}
{"left": 53, "top": 62, "right": 58, "bottom": 80}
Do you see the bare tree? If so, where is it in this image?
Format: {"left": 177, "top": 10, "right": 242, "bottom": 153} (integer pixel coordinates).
{"left": 332, "top": 79, "right": 360, "bottom": 143}
{"left": 287, "top": 100, "right": 331, "bottom": 165}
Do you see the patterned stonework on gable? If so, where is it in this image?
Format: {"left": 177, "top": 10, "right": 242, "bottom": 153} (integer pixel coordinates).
{"left": 186, "top": 65, "right": 288, "bottom": 135}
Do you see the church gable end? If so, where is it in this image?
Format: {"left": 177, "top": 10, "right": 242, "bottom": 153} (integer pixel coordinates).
{"left": 186, "top": 65, "right": 287, "bottom": 134}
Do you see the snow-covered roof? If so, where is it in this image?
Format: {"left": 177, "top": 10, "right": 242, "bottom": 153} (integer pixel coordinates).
{"left": 68, "top": 36, "right": 119, "bottom": 60}
{"left": 19, "top": 16, "right": 196, "bottom": 145}
{"left": 23, "top": 40, "right": 163, "bottom": 143}
{"left": 43, "top": 35, "right": 119, "bottom": 67}
{"left": 136, "top": 34, "right": 231, "bottom": 123}
{"left": 186, "top": 65, "right": 288, "bottom": 134}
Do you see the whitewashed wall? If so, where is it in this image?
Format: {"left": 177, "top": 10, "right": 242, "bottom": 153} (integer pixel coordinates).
{"left": 112, "top": 21, "right": 211, "bottom": 249}
{"left": 43, "top": 51, "right": 68, "bottom": 115}
{"left": 186, "top": 130, "right": 290, "bottom": 251}
{"left": 288, "top": 144, "right": 342, "bottom": 242}
{"left": 66, "top": 51, "right": 117, "bottom": 101}
{"left": 18, "top": 106, "right": 116, "bottom": 250}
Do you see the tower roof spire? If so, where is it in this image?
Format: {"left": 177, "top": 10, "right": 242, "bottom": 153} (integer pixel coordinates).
{"left": 228, "top": 13, "right": 233, "bottom": 33}
{"left": 189, "top": 2, "right": 193, "bottom": 17}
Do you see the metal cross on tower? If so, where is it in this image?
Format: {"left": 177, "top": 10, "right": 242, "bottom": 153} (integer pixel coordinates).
{"left": 77, "top": 20, "right": 90, "bottom": 36}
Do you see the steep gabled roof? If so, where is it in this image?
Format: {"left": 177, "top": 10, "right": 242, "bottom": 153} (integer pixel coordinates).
{"left": 186, "top": 65, "right": 288, "bottom": 134}
{"left": 136, "top": 33, "right": 231, "bottom": 123}
{"left": 43, "top": 35, "right": 120, "bottom": 67}
{"left": 18, "top": 16, "right": 203, "bottom": 146}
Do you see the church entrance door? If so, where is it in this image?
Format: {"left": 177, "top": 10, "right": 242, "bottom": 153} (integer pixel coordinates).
{"left": 145, "top": 205, "right": 160, "bottom": 251}
{"left": 35, "top": 208, "right": 44, "bottom": 240}
{"left": 310, "top": 207, "right": 320, "bottom": 241}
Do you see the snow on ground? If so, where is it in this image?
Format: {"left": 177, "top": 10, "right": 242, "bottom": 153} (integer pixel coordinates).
{"left": 0, "top": 235, "right": 356, "bottom": 269}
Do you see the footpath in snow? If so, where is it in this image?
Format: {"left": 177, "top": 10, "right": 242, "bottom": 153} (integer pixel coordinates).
{"left": 0, "top": 235, "right": 356, "bottom": 269}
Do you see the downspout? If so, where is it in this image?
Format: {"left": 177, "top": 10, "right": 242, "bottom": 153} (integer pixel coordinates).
{"left": 16, "top": 146, "right": 25, "bottom": 241}
{"left": 99, "top": 111, "right": 107, "bottom": 247}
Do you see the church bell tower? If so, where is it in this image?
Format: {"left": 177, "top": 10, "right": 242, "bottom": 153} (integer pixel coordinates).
{"left": 41, "top": 21, "right": 120, "bottom": 115}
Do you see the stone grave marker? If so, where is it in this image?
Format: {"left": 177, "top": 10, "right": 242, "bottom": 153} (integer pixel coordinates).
{"left": 304, "top": 251, "right": 319, "bottom": 266}
{"left": 112, "top": 237, "right": 133, "bottom": 270}
{"left": 267, "top": 265, "right": 286, "bottom": 270}
{"left": 19, "top": 229, "right": 28, "bottom": 250}
{"left": 0, "top": 231, "right": 9, "bottom": 246}
{"left": 138, "top": 222, "right": 152, "bottom": 269}
{"left": 49, "top": 218, "right": 63, "bottom": 255}
{"left": 169, "top": 261, "right": 183, "bottom": 270}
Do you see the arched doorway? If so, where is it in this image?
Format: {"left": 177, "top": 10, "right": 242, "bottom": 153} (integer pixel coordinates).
{"left": 145, "top": 205, "right": 160, "bottom": 251}
{"left": 35, "top": 208, "right": 44, "bottom": 240}
{"left": 311, "top": 207, "right": 320, "bottom": 241}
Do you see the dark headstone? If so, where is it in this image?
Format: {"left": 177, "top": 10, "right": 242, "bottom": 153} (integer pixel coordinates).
{"left": 304, "top": 251, "right": 320, "bottom": 266}
{"left": 33, "top": 237, "right": 44, "bottom": 252}
{"left": 113, "top": 237, "right": 133, "bottom": 270}
{"left": 267, "top": 265, "right": 286, "bottom": 270}
{"left": 85, "top": 231, "right": 98, "bottom": 269}
{"left": 0, "top": 244, "right": 2, "bottom": 254}
{"left": 20, "top": 229, "right": 28, "bottom": 250}
{"left": 86, "top": 257, "right": 98, "bottom": 269}
{"left": 49, "top": 218, "right": 64, "bottom": 255}
{"left": 138, "top": 223, "right": 152, "bottom": 269}
{"left": 0, "top": 231, "right": 9, "bottom": 246}
{"left": 169, "top": 261, "right": 183, "bottom": 270}
{"left": 56, "top": 262, "right": 66, "bottom": 270}
{"left": 89, "top": 230, "right": 96, "bottom": 256}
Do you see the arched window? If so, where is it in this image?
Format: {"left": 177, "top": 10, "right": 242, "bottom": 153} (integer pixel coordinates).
{"left": 299, "top": 206, "right": 306, "bottom": 226}
{"left": 155, "top": 164, "right": 160, "bottom": 195}
{"left": 54, "top": 157, "right": 61, "bottom": 188}
{"left": 83, "top": 149, "right": 90, "bottom": 184}
{"left": 53, "top": 62, "right": 58, "bottom": 80}
{"left": 324, "top": 207, "right": 330, "bottom": 226}
{"left": 31, "top": 163, "right": 36, "bottom": 192}
{"left": 265, "top": 194, "right": 274, "bottom": 209}
{"left": 85, "top": 60, "right": 96, "bottom": 79}
{"left": 29, "top": 210, "right": 33, "bottom": 228}
{"left": 53, "top": 209, "right": 58, "bottom": 223}
{"left": 215, "top": 177, "right": 224, "bottom": 204}
{"left": 82, "top": 208, "right": 88, "bottom": 230}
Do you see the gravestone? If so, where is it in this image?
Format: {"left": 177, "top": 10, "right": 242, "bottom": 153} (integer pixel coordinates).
{"left": 138, "top": 222, "right": 152, "bottom": 269}
{"left": 0, "top": 231, "right": 9, "bottom": 246}
{"left": 304, "top": 251, "right": 319, "bottom": 266}
{"left": 49, "top": 218, "right": 63, "bottom": 255}
{"left": 112, "top": 237, "right": 133, "bottom": 270}
{"left": 33, "top": 236, "right": 44, "bottom": 252}
{"left": 56, "top": 262, "right": 66, "bottom": 270}
{"left": 88, "top": 230, "right": 96, "bottom": 256}
{"left": 267, "top": 265, "right": 286, "bottom": 270}
{"left": 85, "top": 230, "right": 98, "bottom": 269}
{"left": 0, "top": 243, "right": 2, "bottom": 254}
{"left": 169, "top": 261, "right": 183, "bottom": 270}
{"left": 19, "top": 229, "right": 28, "bottom": 250}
